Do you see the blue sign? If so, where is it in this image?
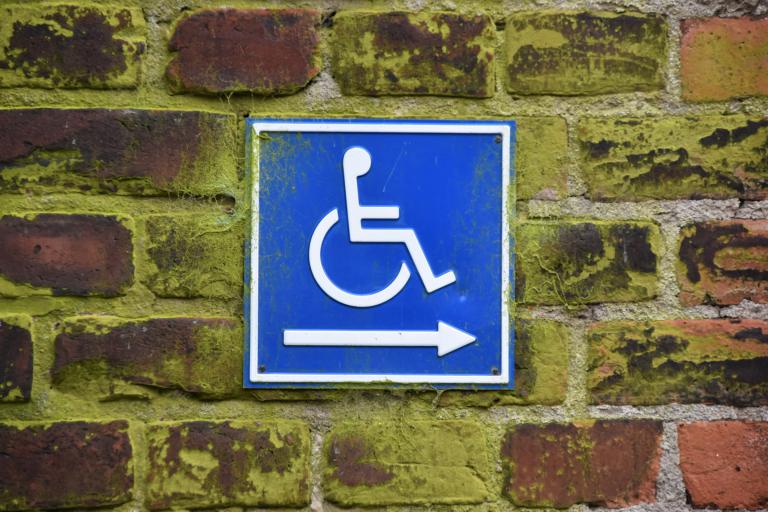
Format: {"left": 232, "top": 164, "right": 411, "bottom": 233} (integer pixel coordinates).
{"left": 245, "top": 119, "right": 515, "bottom": 387}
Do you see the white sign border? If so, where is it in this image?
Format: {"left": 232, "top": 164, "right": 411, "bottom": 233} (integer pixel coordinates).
{"left": 249, "top": 121, "right": 511, "bottom": 384}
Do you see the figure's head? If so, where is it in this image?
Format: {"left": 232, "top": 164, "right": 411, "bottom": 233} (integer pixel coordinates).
{"left": 343, "top": 147, "right": 372, "bottom": 177}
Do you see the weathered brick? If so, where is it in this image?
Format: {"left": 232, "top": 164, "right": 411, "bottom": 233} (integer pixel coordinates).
{"left": 0, "top": 315, "right": 32, "bottom": 402}
{"left": 589, "top": 319, "right": 768, "bottom": 406}
{"left": 679, "top": 421, "right": 768, "bottom": 509}
{"left": 0, "top": 214, "right": 133, "bottom": 297}
{"left": 505, "top": 11, "right": 667, "bottom": 95}
{"left": 324, "top": 420, "right": 489, "bottom": 506}
{"left": 142, "top": 215, "right": 243, "bottom": 298}
{"left": 146, "top": 420, "right": 310, "bottom": 509}
{"left": 516, "top": 220, "right": 661, "bottom": 305}
{"left": 517, "top": 117, "right": 568, "bottom": 200}
{"left": 578, "top": 115, "right": 768, "bottom": 201}
{"left": 0, "top": 421, "right": 133, "bottom": 510}
{"left": 332, "top": 11, "right": 495, "bottom": 97}
{"left": 436, "top": 319, "right": 569, "bottom": 406}
{"left": 0, "top": 109, "right": 239, "bottom": 196}
{"left": 0, "top": 4, "right": 145, "bottom": 89}
{"left": 502, "top": 420, "right": 662, "bottom": 508}
{"left": 681, "top": 17, "right": 768, "bottom": 102}
{"left": 678, "top": 221, "right": 768, "bottom": 305}
{"left": 166, "top": 9, "right": 320, "bottom": 95}
{"left": 52, "top": 317, "right": 241, "bottom": 399}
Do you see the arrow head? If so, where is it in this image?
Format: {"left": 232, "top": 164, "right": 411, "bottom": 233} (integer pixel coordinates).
{"left": 436, "top": 322, "right": 476, "bottom": 356}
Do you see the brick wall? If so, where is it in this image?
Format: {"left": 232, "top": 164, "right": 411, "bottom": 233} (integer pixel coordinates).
{"left": 0, "top": 1, "right": 766, "bottom": 511}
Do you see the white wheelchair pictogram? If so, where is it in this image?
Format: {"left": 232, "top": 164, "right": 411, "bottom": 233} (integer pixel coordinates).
{"left": 309, "top": 146, "right": 457, "bottom": 308}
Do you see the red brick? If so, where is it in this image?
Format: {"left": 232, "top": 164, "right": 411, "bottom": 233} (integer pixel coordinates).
{"left": 52, "top": 317, "right": 241, "bottom": 399}
{"left": 146, "top": 420, "right": 310, "bottom": 509}
{"left": 0, "top": 316, "right": 32, "bottom": 402}
{"left": 0, "top": 109, "right": 238, "bottom": 196}
{"left": 0, "top": 214, "right": 133, "bottom": 297}
{"left": 679, "top": 421, "right": 768, "bottom": 509}
{"left": 589, "top": 319, "right": 768, "bottom": 406}
{"left": 681, "top": 18, "right": 768, "bottom": 102}
{"left": 678, "top": 221, "right": 768, "bottom": 305}
{"left": 501, "top": 420, "right": 662, "bottom": 507}
{"left": 0, "top": 5, "right": 145, "bottom": 89}
{"left": 332, "top": 12, "right": 495, "bottom": 97}
{"left": 166, "top": 9, "right": 320, "bottom": 95}
{"left": 0, "top": 421, "right": 133, "bottom": 510}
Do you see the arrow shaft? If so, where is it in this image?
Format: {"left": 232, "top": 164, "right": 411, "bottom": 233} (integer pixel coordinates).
{"left": 284, "top": 329, "right": 438, "bottom": 347}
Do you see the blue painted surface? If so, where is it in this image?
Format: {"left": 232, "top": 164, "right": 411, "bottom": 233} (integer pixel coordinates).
{"left": 245, "top": 119, "right": 515, "bottom": 388}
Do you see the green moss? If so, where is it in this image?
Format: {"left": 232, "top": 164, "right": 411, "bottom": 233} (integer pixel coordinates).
{"left": 578, "top": 116, "right": 768, "bottom": 201}
{"left": 516, "top": 116, "right": 568, "bottom": 200}
{"left": 505, "top": 11, "right": 667, "bottom": 95}
{"left": 332, "top": 11, "right": 495, "bottom": 98}
{"left": 324, "top": 420, "right": 489, "bottom": 506}
{"left": 142, "top": 214, "right": 244, "bottom": 299}
{"left": 516, "top": 220, "right": 661, "bottom": 306}
{"left": 588, "top": 319, "right": 768, "bottom": 406}
{"left": 145, "top": 420, "right": 310, "bottom": 509}
{"left": 0, "top": 4, "right": 145, "bottom": 89}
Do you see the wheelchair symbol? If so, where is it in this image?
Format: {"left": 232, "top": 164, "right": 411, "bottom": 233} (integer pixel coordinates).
{"left": 309, "top": 147, "right": 456, "bottom": 308}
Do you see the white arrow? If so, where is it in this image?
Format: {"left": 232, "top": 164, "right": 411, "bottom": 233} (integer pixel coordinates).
{"left": 283, "top": 322, "right": 476, "bottom": 357}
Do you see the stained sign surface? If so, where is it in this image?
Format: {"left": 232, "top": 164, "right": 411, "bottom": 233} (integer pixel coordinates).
{"left": 245, "top": 119, "right": 515, "bottom": 387}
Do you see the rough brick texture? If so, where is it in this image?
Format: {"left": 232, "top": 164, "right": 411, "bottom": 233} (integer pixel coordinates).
{"left": 516, "top": 220, "right": 661, "bottom": 305}
{"left": 0, "top": 316, "right": 32, "bottom": 402}
{"left": 167, "top": 9, "right": 320, "bottom": 95}
{"left": 0, "top": 421, "right": 133, "bottom": 510}
{"left": 325, "top": 421, "right": 489, "bottom": 506}
{"left": 505, "top": 11, "right": 667, "bottom": 95}
{"left": 502, "top": 420, "right": 662, "bottom": 507}
{"left": 146, "top": 420, "right": 310, "bottom": 509}
{"left": 437, "top": 319, "right": 569, "bottom": 406}
{"left": 517, "top": 116, "right": 568, "bottom": 200}
{"left": 0, "top": 214, "right": 133, "bottom": 297}
{"left": 52, "top": 317, "right": 241, "bottom": 399}
{"left": 0, "top": 5, "right": 145, "bottom": 89}
{"left": 143, "top": 215, "right": 243, "bottom": 298}
{"left": 589, "top": 319, "right": 768, "bottom": 406}
{"left": 681, "top": 18, "right": 768, "bottom": 102}
{"left": 332, "top": 12, "right": 495, "bottom": 97}
{"left": 0, "top": 109, "right": 238, "bottom": 196}
{"left": 578, "top": 116, "right": 768, "bottom": 201}
{"left": 679, "top": 421, "right": 768, "bottom": 509}
{"left": 677, "top": 221, "right": 768, "bottom": 305}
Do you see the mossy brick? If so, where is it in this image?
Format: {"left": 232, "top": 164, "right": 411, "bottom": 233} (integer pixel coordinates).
{"left": 0, "top": 421, "right": 133, "bottom": 510}
{"left": 52, "top": 316, "right": 242, "bottom": 399}
{"left": 0, "top": 315, "right": 32, "bottom": 402}
{"left": 0, "top": 4, "right": 145, "bottom": 89}
{"left": 589, "top": 319, "right": 768, "bottom": 407}
{"left": 0, "top": 214, "right": 134, "bottom": 297}
{"left": 0, "top": 109, "right": 239, "bottom": 197}
{"left": 578, "top": 115, "right": 768, "bottom": 201}
{"left": 167, "top": 8, "right": 320, "bottom": 95}
{"left": 501, "top": 420, "right": 662, "bottom": 508}
{"left": 332, "top": 11, "right": 495, "bottom": 98}
{"left": 679, "top": 421, "right": 768, "bottom": 510}
{"left": 681, "top": 18, "right": 768, "bottom": 102}
{"left": 517, "top": 116, "right": 568, "bottom": 200}
{"left": 142, "top": 215, "right": 244, "bottom": 299}
{"left": 678, "top": 221, "right": 768, "bottom": 306}
{"left": 324, "top": 420, "right": 489, "bottom": 506}
{"left": 505, "top": 11, "right": 667, "bottom": 96}
{"left": 145, "top": 420, "right": 310, "bottom": 509}
{"left": 516, "top": 220, "right": 661, "bottom": 305}
{"left": 437, "top": 319, "right": 569, "bottom": 406}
